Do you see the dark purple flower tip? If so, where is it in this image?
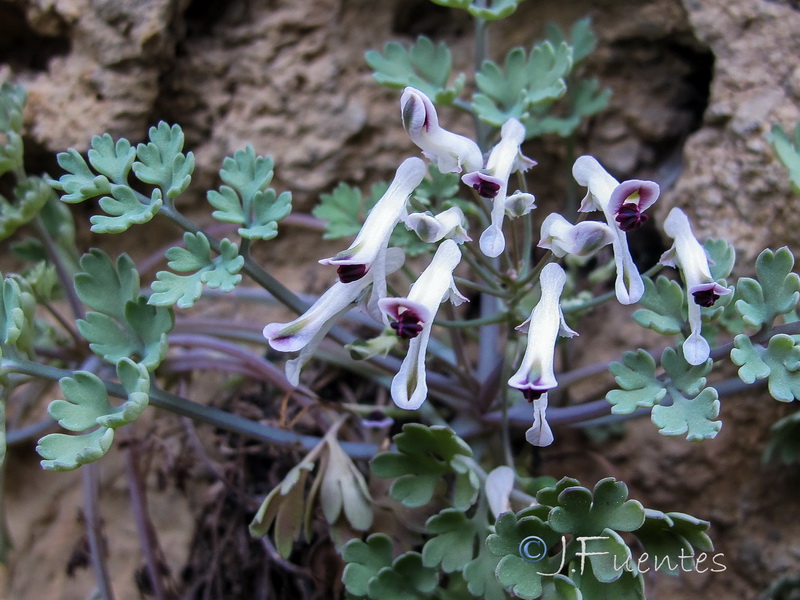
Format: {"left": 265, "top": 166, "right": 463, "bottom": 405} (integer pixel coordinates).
{"left": 615, "top": 204, "right": 650, "bottom": 232}
{"left": 337, "top": 263, "right": 369, "bottom": 283}
{"left": 462, "top": 172, "right": 502, "bottom": 198}
{"left": 692, "top": 288, "right": 721, "bottom": 308}
{"left": 523, "top": 388, "right": 544, "bottom": 403}
{"left": 390, "top": 310, "right": 424, "bottom": 339}
{"left": 473, "top": 179, "right": 501, "bottom": 198}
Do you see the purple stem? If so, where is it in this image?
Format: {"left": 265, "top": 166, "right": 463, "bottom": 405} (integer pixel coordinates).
{"left": 124, "top": 437, "right": 168, "bottom": 600}
{"left": 168, "top": 333, "right": 315, "bottom": 399}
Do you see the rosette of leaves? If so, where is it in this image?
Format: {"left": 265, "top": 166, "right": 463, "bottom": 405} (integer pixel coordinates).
{"left": 74, "top": 250, "right": 173, "bottom": 371}
{"left": 366, "top": 36, "right": 465, "bottom": 105}
{"left": 606, "top": 347, "right": 721, "bottom": 440}
{"left": 486, "top": 477, "right": 714, "bottom": 600}
{"left": 370, "top": 423, "right": 479, "bottom": 509}
{"left": 250, "top": 433, "right": 373, "bottom": 557}
{"left": 50, "top": 122, "right": 194, "bottom": 233}
{"left": 342, "top": 534, "right": 439, "bottom": 600}
{"left": 36, "top": 358, "right": 150, "bottom": 470}
{"left": 206, "top": 145, "right": 292, "bottom": 241}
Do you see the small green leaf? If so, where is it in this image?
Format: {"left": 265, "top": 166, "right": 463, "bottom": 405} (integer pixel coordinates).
{"left": 90, "top": 185, "right": 162, "bottom": 234}
{"left": 0, "top": 82, "right": 26, "bottom": 176}
{"left": 735, "top": 247, "right": 800, "bottom": 329}
{"left": 208, "top": 146, "right": 292, "bottom": 241}
{"left": 549, "top": 478, "right": 645, "bottom": 536}
{"left": 366, "top": 36, "right": 463, "bottom": 105}
{"left": 661, "top": 346, "right": 711, "bottom": 397}
{"left": 606, "top": 350, "right": 667, "bottom": 414}
{"left": 731, "top": 334, "right": 800, "bottom": 402}
{"left": 569, "top": 560, "right": 645, "bottom": 600}
{"left": 132, "top": 122, "right": 195, "bottom": 199}
{"left": 52, "top": 148, "right": 112, "bottom": 203}
{"left": 462, "top": 542, "right": 507, "bottom": 600}
{"left": 342, "top": 534, "right": 395, "bottom": 597}
{"left": 633, "top": 509, "right": 712, "bottom": 575}
{"left": 488, "top": 512, "right": 563, "bottom": 600}
{"left": 74, "top": 250, "right": 172, "bottom": 370}
{"left": 633, "top": 276, "right": 685, "bottom": 335}
{"left": 651, "top": 387, "right": 721, "bottom": 440}
{"left": 705, "top": 238, "right": 736, "bottom": 281}
{"left": 0, "top": 177, "right": 55, "bottom": 241}
{"left": 1, "top": 275, "right": 36, "bottom": 354}
{"left": 87, "top": 134, "right": 136, "bottom": 185}
{"left": 422, "top": 509, "right": 479, "bottom": 572}
{"left": 370, "top": 424, "right": 473, "bottom": 507}
{"left": 149, "top": 233, "right": 243, "bottom": 309}
{"left": 368, "top": 552, "right": 438, "bottom": 600}
{"left": 571, "top": 78, "right": 612, "bottom": 119}
{"left": 37, "top": 359, "right": 150, "bottom": 471}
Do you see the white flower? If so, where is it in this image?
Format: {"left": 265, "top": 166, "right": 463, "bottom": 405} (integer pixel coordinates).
{"left": 526, "top": 393, "right": 554, "bottom": 447}
{"left": 504, "top": 191, "right": 537, "bottom": 219}
{"left": 265, "top": 248, "right": 405, "bottom": 385}
{"left": 378, "top": 239, "right": 467, "bottom": 410}
{"left": 320, "top": 157, "right": 426, "bottom": 319}
{"left": 401, "top": 87, "right": 483, "bottom": 174}
{"left": 661, "top": 207, "right": 731, "bottom": 365}
{"left": 462, "top": 118, "right": 536, "bottom": 257}
{"left": 538, "top": 212, "right": 615, "bottom": 258}
{"left": 508, "top": 263, "right": 577, "bottom": 401}
{"left": 403, "top": 206, "right": 471, "bottom": 244}
{"left": 572, "top": 155, "right": 660, "bottom": 304}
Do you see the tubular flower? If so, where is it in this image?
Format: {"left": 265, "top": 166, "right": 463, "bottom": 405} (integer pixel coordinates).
{"left": 538, "top": 212, "right": 615, "bottom": 258}
{"left": 661, "top": 207, "right": 732, "bottom": 366}
{"left": 403, "top": 206, "right": 471, "bottom": 244}
{"left": 526, "top": 393, "right": 554, "bottom": 447}
{"left": 378, "top": 239, "right": 467, "bottom": 410}
{"left": 462, "top": 118, "right": 536, "bottom": 257}
{"left": 320, "top": 157, "right": 426, "bottom": 318}
{"left": 265, "top": 248, "right": 406, "bottom": 385}
{"left": 508, "top": 263, "right": 577, "bottom": 402}
{"left": 572, "top": 155, "right": 660, "bottom": 304}
{"left": 401, "top": 87, "right": 483, "bottom": 174}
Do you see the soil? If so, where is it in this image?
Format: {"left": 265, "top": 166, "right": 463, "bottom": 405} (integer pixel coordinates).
{"left": 2, "top": 0, "right": 800, "bottom": 598}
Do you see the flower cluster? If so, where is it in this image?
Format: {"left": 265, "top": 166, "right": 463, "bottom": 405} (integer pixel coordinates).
{"left": 264, "top": 87, "right": 724, "bottom": 447}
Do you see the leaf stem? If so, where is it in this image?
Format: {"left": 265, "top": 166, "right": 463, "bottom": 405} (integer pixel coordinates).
{"left": 5, "top": 357, "right": 380, "bottom": 459}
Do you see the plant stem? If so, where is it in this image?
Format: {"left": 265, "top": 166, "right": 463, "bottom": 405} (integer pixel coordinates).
{"left": 83, "top": 462, "right": 115, "bottom": 600}
{"left": 167, "top": 333, "right": 315, "bottom": 399}
{"left": 124, "top": 436, "right": 168, "bottom": 600}
{"left": 3, "top": 357, "right": 380, "bottom": 460}
{"left": 33, "top": 216, "right": 84, "bottom": 320}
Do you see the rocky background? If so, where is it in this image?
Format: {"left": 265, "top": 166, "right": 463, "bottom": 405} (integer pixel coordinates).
{"left": 2, "top": 0, "right": 800, "bottom": 598}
